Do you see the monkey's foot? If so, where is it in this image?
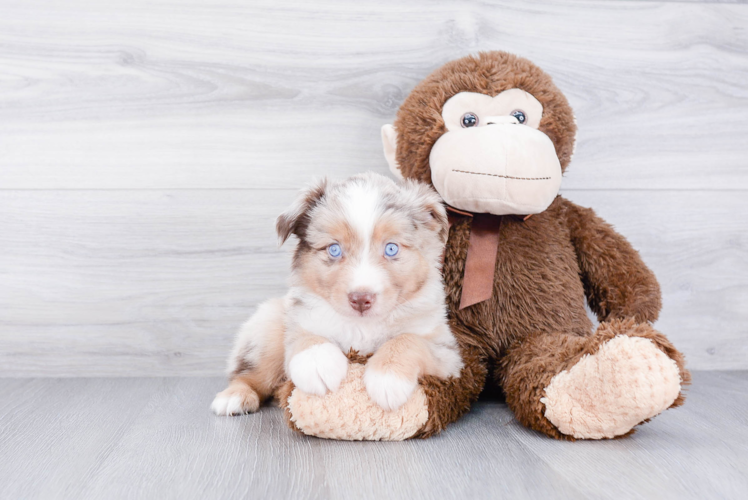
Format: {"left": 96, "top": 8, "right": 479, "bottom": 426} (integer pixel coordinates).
{"left": 541, "top": 335, "right": 681, "bottom": 439}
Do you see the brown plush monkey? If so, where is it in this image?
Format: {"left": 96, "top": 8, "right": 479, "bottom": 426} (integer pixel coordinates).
{"left": 281, "top": 52, "right": 689, "bottom": 440}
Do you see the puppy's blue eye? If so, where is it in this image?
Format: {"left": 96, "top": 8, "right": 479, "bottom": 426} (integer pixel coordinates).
{"left": 384, "top": 243, "right": 399, "bottom": 257}
{"left": 328, "top": 244, "right": 342, "bottom": 258}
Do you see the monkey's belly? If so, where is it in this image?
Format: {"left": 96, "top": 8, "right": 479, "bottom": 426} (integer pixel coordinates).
{"left": 446, "top": 211, "right": 593, "bottom": 351}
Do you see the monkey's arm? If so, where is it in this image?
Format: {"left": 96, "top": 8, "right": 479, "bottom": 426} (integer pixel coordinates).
{"left": 561, "top": 198, "right": 661, "bottom": 323}
{"left": 278, "top": 333, "right": 487, "bottom": 440}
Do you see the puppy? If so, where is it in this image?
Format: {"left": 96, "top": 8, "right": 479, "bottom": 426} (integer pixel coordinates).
{"left": 211, "top": 172, "right": 462, "bottom": 416}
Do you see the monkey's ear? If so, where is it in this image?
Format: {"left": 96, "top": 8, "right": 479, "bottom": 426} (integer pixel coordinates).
{"left": 381, "top": 124, "right": 404, "bottom": 181}
{"left": 276, "top": 178, "right": 327, "bottom": 246}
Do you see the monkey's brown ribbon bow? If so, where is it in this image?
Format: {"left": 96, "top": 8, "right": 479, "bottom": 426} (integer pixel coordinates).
{"left": 446, "top": 207, "right": 531, "bottom": 310}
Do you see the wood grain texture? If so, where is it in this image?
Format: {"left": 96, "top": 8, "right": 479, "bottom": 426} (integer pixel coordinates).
{"left": 0, "top": 189, "right": 745, "bottom": 376}
{"left": 0, "top": 190, "right": 295, "bottom": 376}
{"left": 0, "top": 0, "right": 746, "bottom": 190}
{"left": 0, "top": 371, "right": 746, "bottom": 500}
{"left": 0, "top": 0, "right": 745, "bottom": 375}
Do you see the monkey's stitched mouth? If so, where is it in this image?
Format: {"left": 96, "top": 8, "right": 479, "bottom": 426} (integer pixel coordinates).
{"left": 452, "top": 169, "right": 551, "bottom": 181}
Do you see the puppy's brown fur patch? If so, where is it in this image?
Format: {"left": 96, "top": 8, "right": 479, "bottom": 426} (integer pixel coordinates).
{"left": 288, "top": 333, "right": 329, "bottom": 359}
{"left": 367, "top": 333, "right": 445, "bottom": 381}
{"left": 231, "top": 333, "right": 286, "bottom": 404}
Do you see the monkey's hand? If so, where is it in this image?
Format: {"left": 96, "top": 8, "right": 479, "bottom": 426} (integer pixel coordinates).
{"left": 278, "top": 345, "right": 485, "bottom": 440}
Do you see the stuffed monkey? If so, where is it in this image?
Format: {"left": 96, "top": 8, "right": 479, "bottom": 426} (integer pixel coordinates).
{"left": 280, "top": 52, "right": 689, "bottom": 440}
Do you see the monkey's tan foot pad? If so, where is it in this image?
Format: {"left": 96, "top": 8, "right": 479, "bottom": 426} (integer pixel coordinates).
{"left": 286, "top": 363, "right": 428, "bottom": 441}
{"left": 541, "top": 335, "right": 682, "bottom": 439}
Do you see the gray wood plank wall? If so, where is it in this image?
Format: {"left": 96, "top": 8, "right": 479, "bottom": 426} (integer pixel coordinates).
{"left": 1, "top": 0, "right": 746, "bottom": 376}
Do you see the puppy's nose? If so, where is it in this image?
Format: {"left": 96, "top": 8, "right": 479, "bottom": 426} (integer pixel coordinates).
{"left": 348, "top": 292, "right": 375, "bottom": 313}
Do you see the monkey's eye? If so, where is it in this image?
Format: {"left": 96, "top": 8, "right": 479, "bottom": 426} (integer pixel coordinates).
{"left": 511, "top": 110, "right": 526, "bottom": 124}
{"left": 460, "top": 112, "right": 479, "bottom": 128}
{"left": 327, "top": 243, "right": 342, "bottom": 258}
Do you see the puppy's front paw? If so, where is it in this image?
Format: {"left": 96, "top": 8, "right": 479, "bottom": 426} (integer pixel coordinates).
{"left": 288, "top": 343, "right": 349, "bottom": 396}
{"left": 363, "top": 368, "right": 418, "bottom": 411}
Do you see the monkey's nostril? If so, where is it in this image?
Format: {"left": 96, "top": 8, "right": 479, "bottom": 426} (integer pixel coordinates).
{"left": 348, "top": 292, "right": 375, "bottom": 313}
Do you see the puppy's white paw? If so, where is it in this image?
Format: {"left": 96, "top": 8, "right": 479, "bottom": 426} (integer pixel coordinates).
{"left": 364, "top": 368, "right": 418, "bottom": 411}
{"left": 211, "top": 386, "right": 260, "bottom": 416}
{"left": 289, "top": 343, "right": 349, "bottom": 396}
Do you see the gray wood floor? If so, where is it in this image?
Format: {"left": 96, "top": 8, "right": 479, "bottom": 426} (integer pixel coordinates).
{"left": 1, "top": 371, "right": 746, "bottom": 500}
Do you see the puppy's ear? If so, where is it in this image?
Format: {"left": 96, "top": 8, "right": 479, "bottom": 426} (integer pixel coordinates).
{"left": 276, "top": 178, "right": 328, "bottom": 246}
{"left": 405, "top": 180, "right": 448, "bottom": 243}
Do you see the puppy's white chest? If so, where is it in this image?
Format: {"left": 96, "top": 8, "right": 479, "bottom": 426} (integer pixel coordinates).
{"left": 288, "top": 291, "right": 398, "bottom": 355}
{"left": 325, "top": 322, "right": 394, "bottom": 355}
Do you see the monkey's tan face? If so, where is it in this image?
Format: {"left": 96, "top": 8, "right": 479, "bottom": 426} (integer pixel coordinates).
{"left": 430, "top": 89, "right": 562, "bottom": 215}
{"left": 383, "top": 88, "right": 563, "bottom": 216}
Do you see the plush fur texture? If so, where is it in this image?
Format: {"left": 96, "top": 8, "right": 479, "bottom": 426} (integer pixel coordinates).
{"left": 415, "top": 196, "right": 690, "bottom": 440}
{"left": 386, "top": 52, "right": 690, "bottom": 440}
{"left": 393, "top": 52, "right": 577, "bottom": 185}
{"left": 282, "top": 51, "right": 689, "bottom": 441}
{"left": 541, "top": 333, "right": 682, "bottom": 439}
{"left": 281, "top": 351, "right": 430, "bottom": 441}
